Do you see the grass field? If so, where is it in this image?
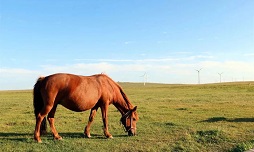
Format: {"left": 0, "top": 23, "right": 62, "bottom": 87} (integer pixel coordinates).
{"left": 0, "top": 82, "right": 254, "bottom": 152}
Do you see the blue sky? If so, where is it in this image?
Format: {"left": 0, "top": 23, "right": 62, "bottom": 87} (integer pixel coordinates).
{"left": 0, "top": 0, "right": 254, "bottom": 90}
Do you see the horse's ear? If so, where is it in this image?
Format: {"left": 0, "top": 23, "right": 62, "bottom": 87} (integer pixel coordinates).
{"left": 132, "top": 106, "right": 137, "bottom": 112}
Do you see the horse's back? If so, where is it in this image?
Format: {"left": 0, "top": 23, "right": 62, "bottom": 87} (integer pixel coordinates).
{"left": 41, "top": 73, "right": 79, "bottom": 91}
{"left": 42, "top": 73, "right": 114, "bottom": 92}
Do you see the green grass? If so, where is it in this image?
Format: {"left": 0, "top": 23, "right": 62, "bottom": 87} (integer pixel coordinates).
{"left": 0, "top": 82, "right": 254, "bottom": 151}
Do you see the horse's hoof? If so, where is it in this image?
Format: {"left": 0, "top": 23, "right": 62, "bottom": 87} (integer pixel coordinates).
{"left": 107, "top": 135, "right": 113, "bottom": 139}
{"left": 54, "top": 136, "right": 63, "bottom": 140}
{"left": 85, "top": 134, "right": 91, "bottom": 138}
{"left": 34, "top": 138, "right": 42, "bottom": 143}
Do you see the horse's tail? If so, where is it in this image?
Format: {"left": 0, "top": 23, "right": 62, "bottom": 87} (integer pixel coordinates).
{"left": 33, "top": 76, "right": 47, "bottom": 135}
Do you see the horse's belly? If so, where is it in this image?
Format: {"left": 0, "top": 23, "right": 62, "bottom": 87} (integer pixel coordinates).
{"left": 57, "top": 81, "right": 101, "bottom": 112}
{"left": 60, "top": 99, "right": 98, "bottom": 112}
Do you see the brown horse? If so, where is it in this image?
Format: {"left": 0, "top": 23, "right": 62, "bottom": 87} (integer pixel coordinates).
{"left": 33, "top": 73, "right": 138, "bottom": 142}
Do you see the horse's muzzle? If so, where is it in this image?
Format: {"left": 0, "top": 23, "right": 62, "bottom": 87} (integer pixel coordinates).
{"left": 128, "top": 130, "right": 136, "bottom": 136}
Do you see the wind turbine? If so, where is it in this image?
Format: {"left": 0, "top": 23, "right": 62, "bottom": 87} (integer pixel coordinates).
{"left": 196, "top": 68, "right": 202, "bottom": 84}
{"left": 218, "top": 72, "right": 223, "bottom": 83}
{"left": 140, "top": 72, "right": 148, "bottom": 86}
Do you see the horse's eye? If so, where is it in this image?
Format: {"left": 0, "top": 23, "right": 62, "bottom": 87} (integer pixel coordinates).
{"left": 133, "top": 118, "right": 136, "bottom": 121}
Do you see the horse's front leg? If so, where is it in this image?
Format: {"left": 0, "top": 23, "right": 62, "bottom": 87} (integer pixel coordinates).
{"left": 101, "top": 104, "right": 113, "bottom": 138}
{"left": 47, "top": 105, "right": 62, "bottom": 140}
{"left": 84, "top": 107, "right": 98, "bottom": 138}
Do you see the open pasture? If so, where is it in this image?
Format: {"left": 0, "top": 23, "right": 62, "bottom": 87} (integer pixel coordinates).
{"left": 0, "top": 82, "right": 254, "bottom": 151}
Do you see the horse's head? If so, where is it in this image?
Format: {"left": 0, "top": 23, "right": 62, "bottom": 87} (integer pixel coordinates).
{"left": 120, "top": 106, "right": 138, "bottom": 136}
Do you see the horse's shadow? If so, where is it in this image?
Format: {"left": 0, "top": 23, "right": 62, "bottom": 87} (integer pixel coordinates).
{"left": 0, "top": 132, "right": 127, "bottom": 142}
{"left": 200, "top": 117, "right": 254, "bottom": 123}
{"left": 59, "top": 133, "right": 127, "bottom": 139}
{"left": 0, "top": 132, "right": 32, "bottom": 137}
{"left": 0, "top": 132, "right": 33, "bottom": 142}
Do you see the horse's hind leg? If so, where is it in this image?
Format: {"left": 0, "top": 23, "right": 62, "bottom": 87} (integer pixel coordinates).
{"left": 47, "top": 105, "right": 62, "bottom": 140}
{"left": 34, "top": 105, "right": 53, "bottom": 143}
{"left": 84, "top": 106, "right": 98, "bottom": 138}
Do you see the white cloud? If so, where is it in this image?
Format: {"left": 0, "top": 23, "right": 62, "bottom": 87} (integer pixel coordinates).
{"left": 40, "top": 62, "right": 115, "bottom": 76}
{"left": 243, "top": 53, "right": 254, "bottom": 57}
{"left": 0, "top": 68, "right": 37, "bottom": 76}
{"left": 0, "top": 68, "right": 40, "bottom": 90}
{"left": 74, "top": 58, "right": 178, "bottom": 63}
{"left": 124, "top": 41, "right": 134, "bottom": 45}
{"left": 1, "top": 57, "right": 254, "bottom": 90}
{"left": 186, "top": 55, "right": 214, "bottom": 60}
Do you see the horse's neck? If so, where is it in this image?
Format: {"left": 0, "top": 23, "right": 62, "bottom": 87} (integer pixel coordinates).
{"left": 113, "top": 100, "right": 132, "bottom": 116}
{"left": 107, "top": 79, "right": 133, "bottom": 115}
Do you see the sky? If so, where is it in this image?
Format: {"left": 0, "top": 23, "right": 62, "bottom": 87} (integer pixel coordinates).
{"left": 0, "top": 0, "right": 254, "bottom": 90}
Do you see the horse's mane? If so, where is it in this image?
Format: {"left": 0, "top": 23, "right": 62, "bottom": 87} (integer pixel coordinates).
{"left": 119, "top": 87, "right": 132, "bottom": 109}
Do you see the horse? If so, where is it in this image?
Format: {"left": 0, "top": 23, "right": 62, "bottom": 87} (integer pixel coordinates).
{"left": 33, "top": 73, "right": 138, "bottom": 143}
